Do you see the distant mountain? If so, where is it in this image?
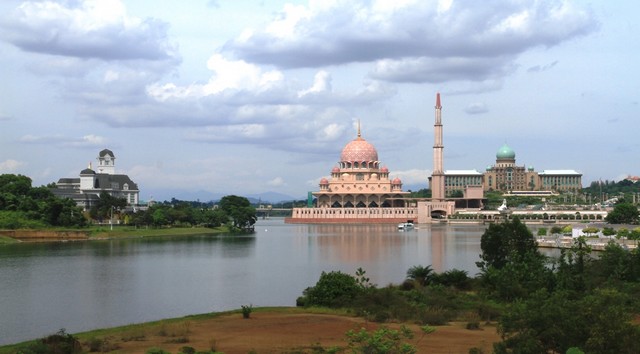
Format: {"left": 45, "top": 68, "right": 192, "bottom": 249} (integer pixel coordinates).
{"left": 245, "top": 192, "right": 301, "bottom": 204}
{"left": 141, "top": 188, "right": 299, "bottom": 204}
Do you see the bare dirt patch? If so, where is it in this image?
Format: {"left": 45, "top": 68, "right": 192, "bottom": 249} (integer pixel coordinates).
{"left": 99, "top": 310, "right": 500, "bottom": 354}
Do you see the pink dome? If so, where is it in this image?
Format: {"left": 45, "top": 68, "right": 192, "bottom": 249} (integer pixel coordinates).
{"left": 340, "top": 137, "right": 378, "bottom": 163}
{"left": 380, "top": 166, "right": 389, "bottom": 173}
{"left": 319, "top": 178, "right": 329, "bottom": 185}
{"left": 392, "top": 177, "right": 402, "bottom": 185}
{"left": 331, "top": 166, "right": 340, "bottom": 173}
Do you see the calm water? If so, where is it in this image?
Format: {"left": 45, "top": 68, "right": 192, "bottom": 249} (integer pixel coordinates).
{"left": 0, "top": 219, "right": 541, "bottom": 345}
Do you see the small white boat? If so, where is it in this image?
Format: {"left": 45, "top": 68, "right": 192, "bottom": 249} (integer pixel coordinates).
{"left": 398, "top": 222, "right": 414, "bottom": 230}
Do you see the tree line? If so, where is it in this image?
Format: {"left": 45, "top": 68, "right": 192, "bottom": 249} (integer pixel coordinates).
{"left": 0, "top": 174, "right": 256, "bottom": 231}
{"left": 0, "top": 174, "right": 86, "bottom": 228}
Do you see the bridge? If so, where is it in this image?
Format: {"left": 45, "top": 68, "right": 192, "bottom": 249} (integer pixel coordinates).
{"left": 255, "top": 205, "right": 293, "bottom": 218}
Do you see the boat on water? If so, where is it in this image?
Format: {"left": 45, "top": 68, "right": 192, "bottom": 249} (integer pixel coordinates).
{"left": 397, "top": 222, "right": 414, "bottom": 230}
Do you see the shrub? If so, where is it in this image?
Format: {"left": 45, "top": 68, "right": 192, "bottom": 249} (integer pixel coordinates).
{"left": 346, "top": 326, "right": 416, "bottom": 354}
{"left": 432, "top": 269, "right": 471, "bottom": 290}
{"left": 17, "top": 329, "right": 83, "bottom": 354}
{"left": 85, "top": 337, "right": 119, "bottom": 352}
{"left": 466, "top": 321, "right": 480, "bottom": 330}
{"left": 179, "top": 346, "right": 196, "bottom": 354}
{"left": 417, "top": 306, "right": 451, "bottom": 325}
{"left": 241, "top": 304, "right": 253, "bottom": 319}
{"left": 304, "top": 271, "right": 362, "bottom": 307}
{"left": 353, "top": 286, "right": 415, "bottom": 323}
{"left": 406, "top": 265, "right": 434, "bottom": 286}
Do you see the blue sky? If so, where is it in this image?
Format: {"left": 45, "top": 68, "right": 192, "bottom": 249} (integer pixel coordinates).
{"left": 0, "top": 0, "right": 638, "bottom": 201}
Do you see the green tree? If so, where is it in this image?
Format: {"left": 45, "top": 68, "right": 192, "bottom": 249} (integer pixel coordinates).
{"left": 303, "top": 271, "right": 362, "bottom": 308}
{"left": 555, "top": 237, "right": 591, "bottom": 293}
{"left": 581, "top": 227, "right": 599, "bottom": 237}
{"left": 196, "top": 208, "right": 227, "bottom": 227}
{"left": 605, "top": 203, "right": 639, "bottom": 224}
{"left": 629, "top": 228, "right": 640, "bottom": 246}
{"left": 431, "top": 269, "right": 471, "bottom": 290}
{"left": 0, "top": 174, "right": 33, "bottom": 196}
{"left": 477, "top": 218, "right": 550, "bottom": 300}
{"left": 218, "top": 195, "right": 256, "bottom": 229}
{"left": 602, "top": 227, "right": 616, "bottom": 238}
{"left": 617, "top": 227, "right": 630, "bottom": 239}
{"left": 43, "top": 197, "right": 86, "bottom": 227}
{"left": 405, "top": 265, "right": 434, "bottom": 286}
{"left": 550, "top": 226, "right": 563, "bottom": 235}
{"left": 90, "top": 191, "right": 127, "bottom": 221}
{"left": 496, "top": 288, "right": 640, "bottom": 354}
{"left": 477, "top": 218, "right": 541, "bottom": 270}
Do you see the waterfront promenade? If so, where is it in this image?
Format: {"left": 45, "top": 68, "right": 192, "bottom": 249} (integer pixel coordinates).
{"left": 537, "top": 235, "right": 637, "bottom": 251}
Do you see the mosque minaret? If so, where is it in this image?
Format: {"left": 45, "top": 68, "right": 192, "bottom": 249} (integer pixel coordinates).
{"left": 431, "top": 93, "right": 445, "bottom": 201}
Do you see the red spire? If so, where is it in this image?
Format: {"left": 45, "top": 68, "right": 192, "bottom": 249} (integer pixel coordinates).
{"left": 435, "top": 92, "right": 441, "bottom": 108}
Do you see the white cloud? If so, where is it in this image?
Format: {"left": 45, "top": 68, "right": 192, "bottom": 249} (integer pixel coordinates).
{"left": 391, "top": 169, "right": 431, "bottom": 185}
{"left": 19, "top": 134, "right": 107, "bottom": 148}
{"left": 527, "top": 60, "right": 559, "bottom": 73}
{"left": 267, "top": 177, "right": 286, "bottom": 187}
{"left": 464, "top": 102, "right": 489, "bottom": 115}
{"left": 147, "top": 54, "right": 285, "bottom": 100}
{"left": 1, "top": 0, "right": 178, "bottom": 62}
{"left": 0, "top": 159, "right": 25, "bottom": 172}
{"left": 224, "top": 0, "right": 597, "bottom": 85}
{"left": 370, "top": 56, "right": 517, "bottom": 83}
{"left": 298, "top": 70, "right": 332, "bottom": 97}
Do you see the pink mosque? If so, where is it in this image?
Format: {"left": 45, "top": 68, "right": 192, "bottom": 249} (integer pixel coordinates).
{"left": 286, "top": 93, "right": 457, "bottom": 224}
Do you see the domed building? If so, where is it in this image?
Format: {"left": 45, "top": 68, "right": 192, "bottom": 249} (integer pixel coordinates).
{"left": 483, "top": 143, "right": 537, "bottom": 192}
{"left": 52, "top": 149, "right": 140, "bottom": 211}
{"left": 287, "top": 126, "right": 415, "bottom": 223}
{"left": 443, "top": 143, "right": 582, "bottom": 195}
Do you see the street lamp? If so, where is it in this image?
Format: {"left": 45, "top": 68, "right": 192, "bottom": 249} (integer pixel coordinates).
{"left": 110, "top": 206, "right": 115, "bottom": 231}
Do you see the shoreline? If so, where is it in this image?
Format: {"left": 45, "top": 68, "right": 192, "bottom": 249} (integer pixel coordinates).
{"left": 0, "top": 226, "right": 234, "bottom": 244}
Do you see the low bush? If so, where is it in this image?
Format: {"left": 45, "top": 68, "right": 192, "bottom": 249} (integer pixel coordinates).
{"left": 16, "top": 329, "right": 82, "bottom": 354}
{"left": 304, "top": 271, "right": 362, "bottom": 308}
{"left": 466, "top": 321, "right": 480, "bottom": 330}
{"left": 241, "top": 304, "right": 253, "bottom": 319}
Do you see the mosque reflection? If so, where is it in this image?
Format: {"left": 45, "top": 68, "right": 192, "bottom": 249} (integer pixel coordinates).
{"left": 287, "top": 223, "right": 485, "bottom": 275}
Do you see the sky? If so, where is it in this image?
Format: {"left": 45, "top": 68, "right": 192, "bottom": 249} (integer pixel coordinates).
{"left": 0, "top": 0, "right": 638, "bottom": 202}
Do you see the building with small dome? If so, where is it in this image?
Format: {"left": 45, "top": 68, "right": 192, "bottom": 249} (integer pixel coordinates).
{"left": 52, "top": 149, "right": 140, "bottom": 210}
{"left": 288, "top": 94, "right": 457, "bottom": 224}
{"left": 442, "top": 143, "right": 582, "bottom": 195}
{"left": 287, "top": 125, "right": 417, "bottom": 223}
{"left": 315, "top": 127, "right": 409, "bottom": 208}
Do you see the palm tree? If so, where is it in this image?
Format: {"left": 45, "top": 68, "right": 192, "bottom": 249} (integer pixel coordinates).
{"left": 406, "top": 265, "right": 434, "bottom": 286}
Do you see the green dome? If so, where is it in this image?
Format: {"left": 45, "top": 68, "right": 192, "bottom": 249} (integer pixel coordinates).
{"left": 496, "top": 143, "right": 515, "bottom": 159}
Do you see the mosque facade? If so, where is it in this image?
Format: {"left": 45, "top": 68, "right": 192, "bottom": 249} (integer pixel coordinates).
{"left": 287, "top": 125, "right": 418, "bottom": 223}
{"left": 287, "top": 94, "right": 455, "bottom": 224}
{"left": 52, "top": 149, "right": 140, "bottom": 211}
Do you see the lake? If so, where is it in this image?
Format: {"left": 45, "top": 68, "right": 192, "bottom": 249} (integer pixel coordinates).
{"left": 0, "top": 218, "right": 542, "bottom": 345}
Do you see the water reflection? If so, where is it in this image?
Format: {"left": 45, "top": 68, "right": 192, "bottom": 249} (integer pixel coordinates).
{"left": 0, "top": 219, "right": 492, "bottom": 345}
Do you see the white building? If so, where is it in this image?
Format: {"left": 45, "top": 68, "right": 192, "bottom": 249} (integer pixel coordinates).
{"left": 52, "top": 149, "right": 140, "bottom": 210}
